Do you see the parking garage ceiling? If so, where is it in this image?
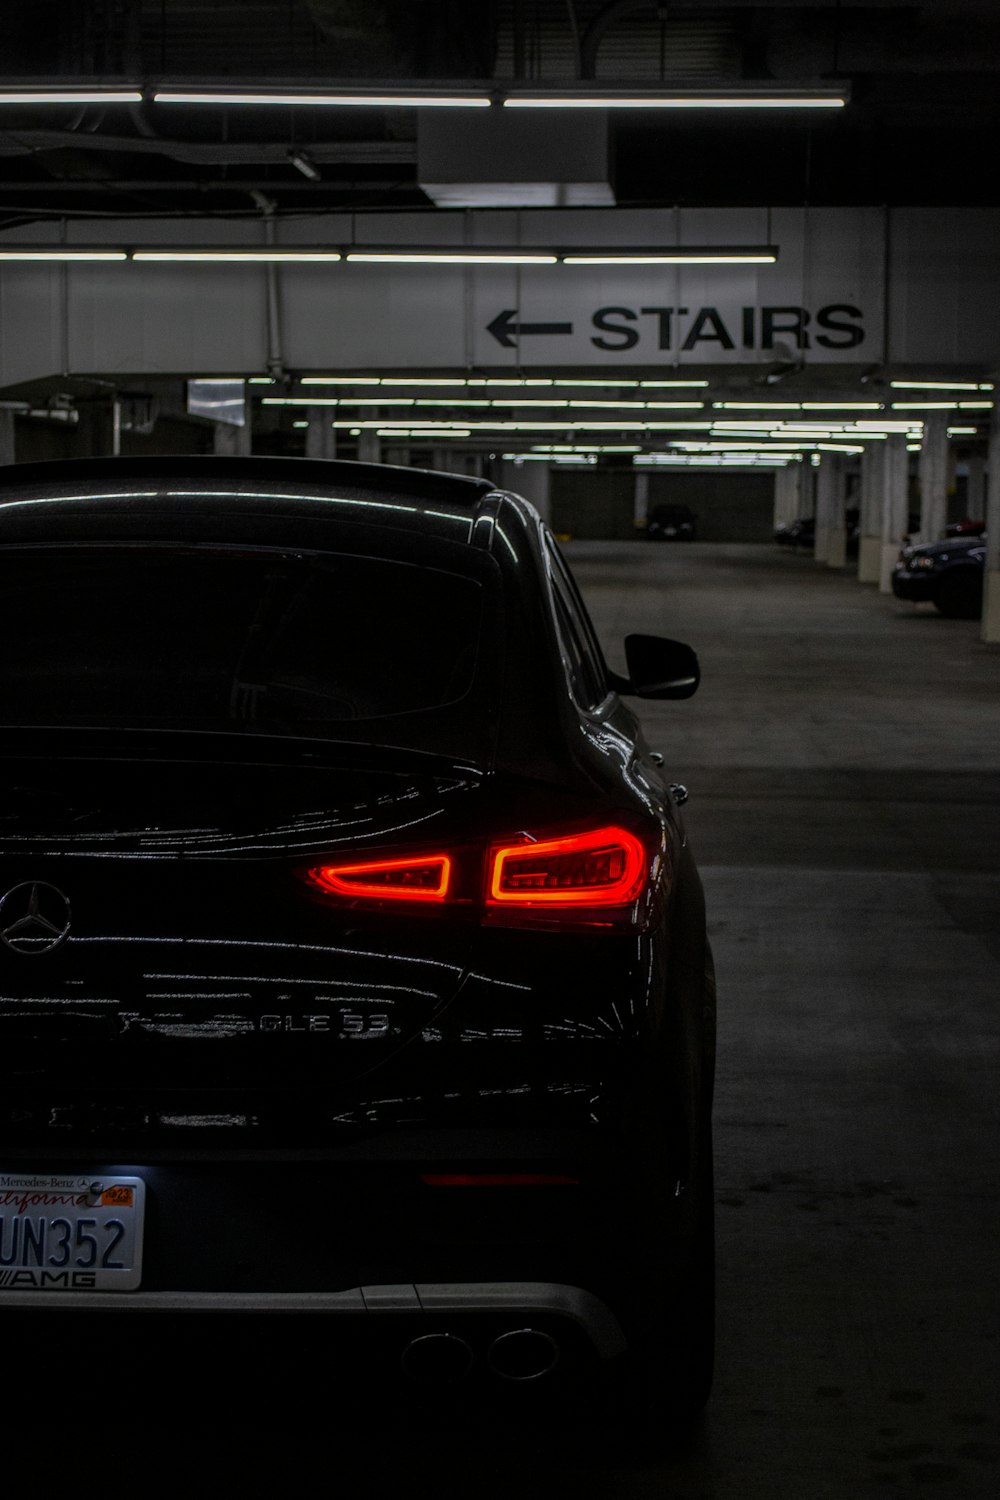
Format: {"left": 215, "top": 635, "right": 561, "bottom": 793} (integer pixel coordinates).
{"left": 1, "top": 1, "right": 999, "bottom": 223}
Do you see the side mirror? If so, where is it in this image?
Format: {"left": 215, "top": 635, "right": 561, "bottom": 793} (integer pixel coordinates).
{"left": 612, "top": 634, "right": 700, "bottom": 699}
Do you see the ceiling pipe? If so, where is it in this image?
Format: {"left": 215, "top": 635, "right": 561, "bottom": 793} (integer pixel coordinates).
{"left": 581, "top": 0, "right": 670, "bottom": 80}
{"left": 250, "top": 190, "right": 285, "bottom": 379}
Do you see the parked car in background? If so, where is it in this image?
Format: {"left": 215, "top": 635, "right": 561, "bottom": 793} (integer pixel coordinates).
{"left": 0, "top": 454, "right": 715, "bottom": 1432}
{"left": 944, "top": 518, "right": 986, "bottom": 539}
{"left": 774, "top": 516, "right": 815, "bottom": 549}
{"left": 646, "top": 504, "right": 697, "bottom": 541}
{"left": 891, "top": 534, "right": 986, "bottom": 617}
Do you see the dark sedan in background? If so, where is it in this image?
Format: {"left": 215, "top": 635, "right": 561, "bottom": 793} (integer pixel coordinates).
{"left": 891, "top": 534, "right": 986, "bottom": 617}
{"left": 0, "top": 456, "right": 715, "bottom": 1432}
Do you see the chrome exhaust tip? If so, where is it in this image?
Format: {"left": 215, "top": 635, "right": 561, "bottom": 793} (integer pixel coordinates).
{"left": 400, "top": 1332, "right": 474, "bottom": 1383}
{"left": 487, "top": 1328, "right": 560, "bottom": 1382}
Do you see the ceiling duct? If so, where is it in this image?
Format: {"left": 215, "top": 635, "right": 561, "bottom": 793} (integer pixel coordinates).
{"left": 418, "top": 109, "right": 614, "bottom": 207}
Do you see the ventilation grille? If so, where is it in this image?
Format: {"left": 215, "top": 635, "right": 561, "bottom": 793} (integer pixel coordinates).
{"left": 494, "top": 3, "right": 742, "bottom": 81}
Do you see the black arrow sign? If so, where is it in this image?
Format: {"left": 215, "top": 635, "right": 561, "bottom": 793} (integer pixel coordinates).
{"left": 487, "top": 310, "right": 574, "bottom": 348}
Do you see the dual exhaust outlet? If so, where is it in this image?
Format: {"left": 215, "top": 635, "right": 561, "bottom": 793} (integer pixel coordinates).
{"left": 401, "top": 1327, "right": 559, "bottom": 1384}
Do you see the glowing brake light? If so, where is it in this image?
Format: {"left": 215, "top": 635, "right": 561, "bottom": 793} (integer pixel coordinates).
{"left": 307, "top": 853, "right": 451, "bottom": 902}
{"left": 487, "top": 826, "right": 646, "bottom": 907}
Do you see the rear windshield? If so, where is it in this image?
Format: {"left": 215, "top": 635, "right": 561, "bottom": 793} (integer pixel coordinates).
{"left": 0, "top": 545, "right": 486, "bottom": 739}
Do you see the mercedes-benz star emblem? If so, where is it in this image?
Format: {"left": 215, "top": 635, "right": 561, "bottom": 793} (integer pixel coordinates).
{"left": 0, "top": 881, "right": 72, "bottom": 956}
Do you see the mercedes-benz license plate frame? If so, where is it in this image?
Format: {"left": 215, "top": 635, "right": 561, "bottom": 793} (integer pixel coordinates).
{"left": 0, "top": 1173, "right": 145, "bottom": 1290}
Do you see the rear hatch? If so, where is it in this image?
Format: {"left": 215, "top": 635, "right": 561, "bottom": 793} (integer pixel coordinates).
{"left": 0, "top": 734, "right": 487, "bottom": 1148}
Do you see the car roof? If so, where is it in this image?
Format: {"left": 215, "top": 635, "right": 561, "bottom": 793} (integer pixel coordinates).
{"left": 0, "top": 455, "right": 497, "bottom": 546}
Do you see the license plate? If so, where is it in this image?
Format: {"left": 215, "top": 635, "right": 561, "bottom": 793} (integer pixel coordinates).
{"left": 0, "top": 1173, "right": 145, "bottom": 1291}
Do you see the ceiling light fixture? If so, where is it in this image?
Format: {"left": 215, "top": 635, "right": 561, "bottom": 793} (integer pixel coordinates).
{"left": 0, "top": 86, "right": 144, "bottom": 104}
{"left": 0, "top": 249, "right": 128, "bottom": 262}
{"left": 561, "top": 249, "right": 777, "bottom": 265}
{"left": 891, "top": 400, "right": 994, "bottom": 410}
{"left": 331, "top": 419, "right": 716, "bottom": 433}
{"left": 132, "top": 249, "right": 343, "bottom": 262}
{"left": 152, "top": 87, "right": 492, "bottom": 108}
{"left": 0, "top": 247, "right": 781, "bottom": 269}
{"left": 345, "top": 250, "right": 559, "bottom": 265}
{"left": 287, "top": 149, "right": 321, "bottom": 181}
{"left": 503, "top": 87, "right": 848, "bottom": 110}
{"left": 889, "top": 380, "right": 993, "bottom": 391}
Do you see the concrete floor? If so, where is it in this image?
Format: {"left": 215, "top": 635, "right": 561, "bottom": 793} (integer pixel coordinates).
{"left": 338, "top": 542, "right": 997, "bottom": 1497}
{"left": 89, "top": 543, "right": 1000, "bottom": 1493}
{"left": 551, "top": 541, "right": 999, "bottom": 1497}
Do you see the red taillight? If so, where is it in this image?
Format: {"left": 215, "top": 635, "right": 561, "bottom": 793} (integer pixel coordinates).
{"left": 487, "top": 825, "right": 646, "bottom": 908}
{"left": 307, "top": 853, "right": 451, "bottom": 902}
{"left": 301, "top": 823, "right": 653, "bottom": 925}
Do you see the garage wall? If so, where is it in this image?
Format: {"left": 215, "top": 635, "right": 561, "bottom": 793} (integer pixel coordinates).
{"left": 550, "top": 468, "right": 637, "bottom": 539}
{"left": 648, "top": 471, "right": 775, "bottom": 541}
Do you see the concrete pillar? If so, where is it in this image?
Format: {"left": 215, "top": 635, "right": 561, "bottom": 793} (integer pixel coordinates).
{"left": 814, "top": 453, "right": 847, "bottom": 566}
{"left": 305, "top": 406, "right": 337, "bottom": 460}
{"left": 77, "top": 403, "right": 117, "bottom": 456}
{"left": 879, "top": 435, "right": 911, "bottom": 592}
{"left": 773, "top": 463, "right": 803, "bottom": 529}
{"left": 981, "top": 399, "right": 1000, "bottom": 643}
{"left": 213, "top": 418, "right": 251, "bottom": 455}
{"left": 634, "top": 472, "right": 650, "bottom": 531}
{"left": 499, "top": 459, "right": 551, "bottom": 523}
{"left": 857, "top": 444, "right": 882, "bottom": 583}
{"left": 357, "top": 407, "right": 381, "bottom": 464}
{"left": 966, "top": 452, "right": 986, "bottom": 522}
{"left": 0, "top": 409, "right": 14, "bottom": 465}
{"left": 917, "top": 412, "right": 949, "bottom": 543}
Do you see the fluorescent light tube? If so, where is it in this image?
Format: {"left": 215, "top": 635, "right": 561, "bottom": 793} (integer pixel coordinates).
{"left": 132, "top": 250, "right": 342, "bottom": 262}
{"left": 0, "top": 88, "right": 143, "bottom": 104}
{"left": 153, "top": 89, "right": 491, "bottom": 108}
{"left": 346, "top": 251, "right": 557, "bottom": 265}
{"left": 562, "top": 250, "right": 777, "bottom": 265}
{"left": 889, "top": 380, "right": 987, "bottom": 391}
{"left": 0, "top": 249, "right": 127, "bottom": 261}
{"left": 503, "top": 89, "right": 847, "bottom": 110}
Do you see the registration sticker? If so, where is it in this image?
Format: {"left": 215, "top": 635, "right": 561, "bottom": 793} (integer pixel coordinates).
{"left": 0, "top": 1173, "right": 145, "bottom": 1291}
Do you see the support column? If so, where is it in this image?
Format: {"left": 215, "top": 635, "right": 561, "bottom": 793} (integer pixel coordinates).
{"left": 981, "top": 398, "right": 1000, "bottom": 643}
{"left": 917, "top": 412, "right": 949, "bottom": 543}
{"left": 773, "top": 463, "right": 802, "bottom": 530}
{"left": 966, "top": 451, "right": 986, "bottom": 522}
{"left": 879, "top": 435, "right": 911, "bottom": 592}
{"left": 499, "top": 459, "right": 551, "bottom": 523}
{"left": 634, "top": 472, "right": 650, "bottom": 533}
{"left": 0, "top": 408, "right": 14, "bottom": 465}
{"left": 357, "top": 407, "right": 380, "bottom": 464}
{"left": 814, "top": 453, "right": 847, "bottom": 566}
{"left": 213, "top": 417, "right": 251, "bottom": 455}
{"left": 857, "top": 444, "right": 882, "bottom": 582}
{"left": 305, "top": 406, "right": 337, "bottom": 460}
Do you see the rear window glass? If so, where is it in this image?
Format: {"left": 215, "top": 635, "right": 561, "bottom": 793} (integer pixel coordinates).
{"left": 0, "top": 547, "right": 484, "bottom": 733}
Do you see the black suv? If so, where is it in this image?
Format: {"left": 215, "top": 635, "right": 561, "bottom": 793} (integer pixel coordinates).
{"left": 0, "top": 455, "right": 715, "bottom": 1431}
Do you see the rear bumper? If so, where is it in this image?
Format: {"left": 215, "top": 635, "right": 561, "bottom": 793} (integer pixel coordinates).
{"left": 891, "top": 569, "right": 936, "bottom": 601}
{"left": 0, "top": 1279, "right": 627, "bottom": 1358}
